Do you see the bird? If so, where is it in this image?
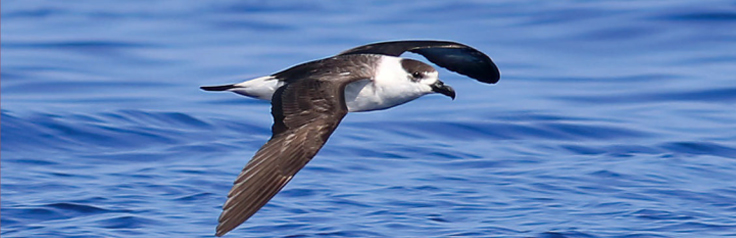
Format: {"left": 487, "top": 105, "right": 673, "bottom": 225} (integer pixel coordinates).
{"left": 200, "top": 40, "right": 500, "bottom": 236}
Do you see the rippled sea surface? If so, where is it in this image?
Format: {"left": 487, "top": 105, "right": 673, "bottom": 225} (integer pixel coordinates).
{"left": 3, "top": 1, "right": 736, "bottom": 237}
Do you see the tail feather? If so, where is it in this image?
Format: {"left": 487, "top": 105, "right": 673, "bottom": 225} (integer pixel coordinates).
{"left": 201, "top": 76, "right": 278, "bottom": 100}
{"left": 201, "top": 84, "right": 237, "bottom": 91}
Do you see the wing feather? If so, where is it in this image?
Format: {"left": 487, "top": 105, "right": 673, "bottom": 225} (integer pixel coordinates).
{"left": 215, "top": 57, "right": 371, "bottom": 236}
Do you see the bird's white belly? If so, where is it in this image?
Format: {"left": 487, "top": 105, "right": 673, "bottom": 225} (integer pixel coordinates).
{"left": 344, "top": 79, "right": 385, "bottom": 112}
{"left": 343, "top": 79, "right": 424, "bottom": 112}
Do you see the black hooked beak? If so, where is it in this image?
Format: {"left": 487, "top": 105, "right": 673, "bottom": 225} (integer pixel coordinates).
{"left": 430, "top": 80, "right": 456, "bottom": 100}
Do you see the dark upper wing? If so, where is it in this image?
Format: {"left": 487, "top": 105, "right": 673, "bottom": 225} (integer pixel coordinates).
{"left": 215, "top": 67, "right": 364, "bottom": 237}
{"left": 338, "top": 40, "right": 500, "bottom": 84}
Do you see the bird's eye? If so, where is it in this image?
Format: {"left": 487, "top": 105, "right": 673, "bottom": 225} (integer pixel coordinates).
{"left": 412, "top": 72, "right": 423, "bottom": 79}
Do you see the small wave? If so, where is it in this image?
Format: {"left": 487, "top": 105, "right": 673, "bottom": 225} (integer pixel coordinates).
{"left": 2, "top": 202, "right": 112, "bottom": 223}
{"left": 537, "top": 231, "right": 599, "bottom": 238}
{"left": 655, "top": 7, "right": 736, "bottom": 23}
{"left": 3, "top": 40, "right": 158, "bottom": 50}
{"left": 632, "top": 209, "right": 694, "bottom": 220}
{"left": 47, "top": 202, "right": 110, "bottom": 215}
{"left": 94, "top": 215, "right": 160, "bottom": 229}
{"left": 661, "top": 141, "right": 736, "bottom": 159}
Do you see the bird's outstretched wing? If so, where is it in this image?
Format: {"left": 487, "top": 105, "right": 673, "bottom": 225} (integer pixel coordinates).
{"left": 339, "top": 40, "right": 500, "bottom": 84}
{"left": 215, "top": 66, "right": 364, "bottom": 237}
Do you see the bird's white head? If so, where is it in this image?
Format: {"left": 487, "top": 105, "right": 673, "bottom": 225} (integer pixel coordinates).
{"left": 374, "top": 56, "right": 455, "bottom": 101}
{"left": 344, "top": 56, "right": 455, "bottom": 112}
{"left": 397, "top": 58, "right": 455, "bottom": 100}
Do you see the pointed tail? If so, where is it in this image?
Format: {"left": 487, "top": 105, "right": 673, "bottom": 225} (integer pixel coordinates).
{"left": 200, "top": 84, "right": 237, "bottom": 91}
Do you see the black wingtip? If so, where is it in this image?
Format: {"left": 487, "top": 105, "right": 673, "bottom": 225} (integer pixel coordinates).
{"left": 200, "top": 84, "right": 236, "bottom": 91}
{"left": 412, "top": 47, "right": 500, "bottom": 85}
{"left": 479, "top": 61, "right": 501, "bottom": 84}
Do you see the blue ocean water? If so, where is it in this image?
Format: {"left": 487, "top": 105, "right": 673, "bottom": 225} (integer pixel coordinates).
{"left": 2, "top": 0, "right": 736, "bottom": 237}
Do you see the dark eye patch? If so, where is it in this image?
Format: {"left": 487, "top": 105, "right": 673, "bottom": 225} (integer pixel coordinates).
{"left": 412, "top": 72, "right": 423, "bottom": 79}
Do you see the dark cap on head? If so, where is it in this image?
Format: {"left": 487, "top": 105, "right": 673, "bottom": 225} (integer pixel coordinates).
{"left": 400, "top": 58, "right": 436, "bottom": 75}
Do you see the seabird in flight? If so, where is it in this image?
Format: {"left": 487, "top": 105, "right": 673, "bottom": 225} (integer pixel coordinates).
{"left": 201, "top": 40, "right": 500, "bottom": 236}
